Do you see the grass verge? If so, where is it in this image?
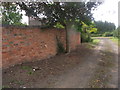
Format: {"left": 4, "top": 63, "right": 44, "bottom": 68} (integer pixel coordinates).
{"left": 85, "top": 38, "right": 100, "bottom": 49}
{"left": 110, "top": 37, "right": 120, "bottom": 46}
{"left": 91, "top": 38, "right": 100, "bottom": 45}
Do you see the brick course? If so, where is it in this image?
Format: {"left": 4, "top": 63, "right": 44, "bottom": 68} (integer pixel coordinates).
{"left": 2, "top": 26, "right": 80, "bottom": 68}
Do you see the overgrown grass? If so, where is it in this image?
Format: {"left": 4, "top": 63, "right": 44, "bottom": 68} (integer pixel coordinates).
{"left": 91, "top": 38, "right": 100, "bottom": 45}
{"left": 2, "top": 85, "right": 10, "bottom": 88}
{"left": 21, "top": 66, "right": 34, "bottom": 75}
{"left": 86, "top": 38, "right": 100, "bottom": 49}
{"left": 110, "top": 37, "right": 120, "bottom": 46}
{"left": 21, "top": 66, "right": 32, "bottom": 70}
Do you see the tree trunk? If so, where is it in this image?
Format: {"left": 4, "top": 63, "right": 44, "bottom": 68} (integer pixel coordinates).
{"left": 65, "top": 22, "right": 73, "bottom": 53}
{"left": 65, "top": 26, "right": 70, "bottom": 53}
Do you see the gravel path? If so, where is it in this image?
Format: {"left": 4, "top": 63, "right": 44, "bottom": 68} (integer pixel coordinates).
{"left": 2, "top": 38, "right": 118, "bottom": 88}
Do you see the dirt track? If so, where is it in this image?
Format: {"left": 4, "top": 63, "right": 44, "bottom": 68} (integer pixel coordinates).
{"left": 2, "top": 38, "right": 118, "bottom": 88}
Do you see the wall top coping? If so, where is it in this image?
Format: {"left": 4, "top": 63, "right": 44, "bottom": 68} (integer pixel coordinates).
{"left": 1, "top": 25, "right": 65, "bottom": 31}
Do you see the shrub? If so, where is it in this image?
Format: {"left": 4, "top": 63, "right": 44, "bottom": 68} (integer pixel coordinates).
{"left": 81, "top": 33, "right": 93, "bottom": 42}
{"left": 113, "top": 28, "right": 120, "bottom": 38}
{"left": 91, "top": 34, "right": 103, "bottom": 37}
{"left": 102, "top": 32, "right": 113, "bottom": 37}
{"left": 56, "top": 36, "right": 65, "bottom": 54}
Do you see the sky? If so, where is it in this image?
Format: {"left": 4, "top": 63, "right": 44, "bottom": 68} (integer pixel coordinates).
{"left": 21, "top": 11, "right": 29, "bottom": 25}
{"left": 22, "top": 0, "right": 119, "bottom": 27}
{"left": 92, "top": 0, "right": 119, "bottom": 27}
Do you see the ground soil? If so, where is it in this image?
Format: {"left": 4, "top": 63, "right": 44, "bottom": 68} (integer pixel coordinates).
{"left": 2, "top": 38, "right": 118, "bottom": 88}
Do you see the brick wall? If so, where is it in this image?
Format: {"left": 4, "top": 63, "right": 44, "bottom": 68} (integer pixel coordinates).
{"left": 2, "top": 26, "right": 80, "bottom": 68}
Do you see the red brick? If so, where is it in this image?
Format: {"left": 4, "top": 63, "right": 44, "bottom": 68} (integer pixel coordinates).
{"left": 2, "top": 27, "right": 81, "bottom": 68}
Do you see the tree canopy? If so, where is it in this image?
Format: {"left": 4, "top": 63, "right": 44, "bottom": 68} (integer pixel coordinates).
{"left": 18, "top": 1, "right": 101, "bottom": 52}
{"left": 1, "top": 2, "right": 24, "bottom": 25}
{"left": 18, "top": 1, "right": 101, "bottom": 28}
{"left": 94, "top": 21, "right": 116, "bottom": 34}
{"left": 113, "top": 26, "right": 120, "bottom": 38}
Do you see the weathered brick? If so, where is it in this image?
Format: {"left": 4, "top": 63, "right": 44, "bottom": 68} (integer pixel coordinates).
{"left": 2, "top": 26, "right": 81, "bottom": 68}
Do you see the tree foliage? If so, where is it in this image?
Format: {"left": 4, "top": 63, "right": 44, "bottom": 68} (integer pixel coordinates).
{"left": 18, "top": 1, "right": 101, "bottom": 52}
{"left": 1, "top": 2, "right": 23, "bottom": 25}
{"left": 18, "top": 2, "right": 101, "bottom": 27}
{"left": 81, "top": 21, "right": 97, "bottom": 33}
{"left": 94, "top": 21, "right": 116, "bottom": 34}
{"left": 80, "top": 21, "right": 97, "bottom": 42}
{"left": 113, "top": 26, "right": 120, "bottom": 38}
